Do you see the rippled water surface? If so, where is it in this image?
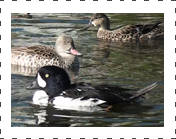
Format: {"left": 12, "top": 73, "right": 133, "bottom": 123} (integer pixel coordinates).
{"left": 11, "top": 13, "right": 164, "bottom": 127}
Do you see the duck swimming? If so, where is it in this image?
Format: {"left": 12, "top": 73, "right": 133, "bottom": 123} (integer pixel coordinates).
{"left": 11, "top": 34, "right": 82, "bottom": 70}
{"left": 11, "top": 13, "right": 32, "bottom": 19}
{"left": 83, "top": 13, "right": 164, "bottom": 42}
{"left": 27, "top": 65, "right": 157, "bottom": 110}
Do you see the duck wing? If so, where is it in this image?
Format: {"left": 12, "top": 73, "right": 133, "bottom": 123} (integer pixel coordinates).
{"left": 63, "top": 82, "right": 99, "bottom": 99}
{"left": 116, "top": 22, "right": 162, "bottom": 34}
{"left": 11, "top": 45, "right": 62, "bottom": 67}
{"left": 63, "top": 82, "right": 157, "bottom": 105}
{"left": 95, "top": 82, "right": 157, "bottom": 104}
{"left": 110, "top": 22, "right": 163, "bottom": 40}
{"left": 11, "top": 45, "right": 57, "bottom": 58}
{"left": 134, "top": 22, "right": 163, "bottom": 34}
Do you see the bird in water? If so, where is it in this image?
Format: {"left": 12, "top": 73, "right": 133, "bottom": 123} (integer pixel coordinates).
{"left": 82, "top": 13, "right": 164, "bottom": 42}
{"left": 27, "top": 65, "right": 158, "bottom": 111}
{"left": 11, "top": 34, "right": 82, "bottom": 70}
{"left": 11, "top": 13, "right": 32, "bottom": 19}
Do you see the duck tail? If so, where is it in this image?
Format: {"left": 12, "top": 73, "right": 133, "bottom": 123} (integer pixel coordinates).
{"left": 129, "top": 82, "right": 158, "bottom": 100}
{"left": 150, "top": 22, "right": 162, "bottom": 31}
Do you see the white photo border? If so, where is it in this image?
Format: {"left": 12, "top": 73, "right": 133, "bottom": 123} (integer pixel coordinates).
{"left": 0, "top": 0, "right": 173, "bottom": 139}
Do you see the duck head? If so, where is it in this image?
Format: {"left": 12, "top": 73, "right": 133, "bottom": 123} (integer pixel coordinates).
{"left": 27, "top": 66, "right": 71, "bottom": 99}
{"left": 55, "top": 34, "right": 82, "bottom": 57}
{"left": 82, "top": 13, "right": 110, "bottom": 30}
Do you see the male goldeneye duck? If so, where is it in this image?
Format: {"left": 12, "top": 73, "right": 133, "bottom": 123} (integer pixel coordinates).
{"left": 27, "top": 66, "right": 157, "bottom": 110}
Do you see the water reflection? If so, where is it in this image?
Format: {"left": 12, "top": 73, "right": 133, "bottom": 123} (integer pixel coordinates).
{"left": 33, "top": 105, "right": 100, "bottom": 126}
{"left": 32, "top": 102, "right": 163, "bottom": 127}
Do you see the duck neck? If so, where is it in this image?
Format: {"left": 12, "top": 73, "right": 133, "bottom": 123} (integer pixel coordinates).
{"left": 99, "top": 27, "right": 110, "bottom": 32}
{"left": 100, "top": 19, "right": 110, "bottom": 30}
{"left": 100, "top": 25, "right": 110, "bottom": 30}
{"left": 59, "top": 53, "right": 76, "bottom": 65}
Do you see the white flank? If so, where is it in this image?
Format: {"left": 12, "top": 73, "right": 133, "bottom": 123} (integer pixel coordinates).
{"left": 32, "top": 90, "right": 106, "bottom": 111}
{"left": 53, "top": 97, "right": 105, "bottom": 106}
{"left": 53, "top": 97, "right": 106, "bottom": 111}
{"left": 37, "top": 73, "right": 46, "bottom": 88}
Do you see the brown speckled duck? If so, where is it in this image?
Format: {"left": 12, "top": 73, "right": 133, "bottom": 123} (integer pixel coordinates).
{"left": 83, "top": 13, "right": 164, "bottom": 42}
{"left": 11, "top": 34, "right": 82, "bottom": 70}
{"left": 11, "top": 13, "right": 32, "bottom": 19}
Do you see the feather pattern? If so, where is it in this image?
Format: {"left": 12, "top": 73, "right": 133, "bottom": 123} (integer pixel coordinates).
{"left": 84, "top": 13, "right": 164, "bottom": 41}
{"left": 11, "top": 35, "right": 81, "bottom": 69}
{"left": 27, "top": 66, "right": 158, "bottom": 107}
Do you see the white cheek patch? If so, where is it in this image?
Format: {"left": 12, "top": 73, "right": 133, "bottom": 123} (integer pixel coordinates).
{"left": 91, "top": 21, "right": 96, "bottom": 26}
{"left": 37, "top": 73, "right": 46, "bottom": 88}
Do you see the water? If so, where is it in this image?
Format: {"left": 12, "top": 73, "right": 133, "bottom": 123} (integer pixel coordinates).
{"left": 11, "top": 13, "right": 164, "bottom": 127}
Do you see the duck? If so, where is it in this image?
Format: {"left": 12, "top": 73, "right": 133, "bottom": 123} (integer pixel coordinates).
{"left": 11, "top": 34, "right": 82, "bottom": 70}
{"left": 82, "top": 13, "right": 164, "bottom": 42}
{"left": 27, "top": 65, "right": 158, "bottom": 111}
{"left": 11, "top": 13, "right": 32, "bottom": 19}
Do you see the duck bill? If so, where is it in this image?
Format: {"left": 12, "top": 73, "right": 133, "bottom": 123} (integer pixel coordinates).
{"left": 81, "top": 22, "right": 94, "bottom": 31}
{"left": 26, "top": 80, "right": 41, "bottom": 90}
{"left": 70, "top": 48, "right": 82, "bottom": 57}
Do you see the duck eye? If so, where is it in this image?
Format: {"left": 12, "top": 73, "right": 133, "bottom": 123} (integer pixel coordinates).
{"left": 45, "top": 74, "right": 49, "bottom": 78}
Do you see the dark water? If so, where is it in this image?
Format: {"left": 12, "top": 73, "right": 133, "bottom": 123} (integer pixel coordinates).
{"left": 11, "top": 13, "right": 164, "bottom": 127}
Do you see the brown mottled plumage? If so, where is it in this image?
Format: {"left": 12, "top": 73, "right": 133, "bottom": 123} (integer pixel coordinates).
{"left": 11, "top": 13, "right": 32, "bottom": 19}
{"left": 83, "top": 13, "right": 164, "bottom": 42}
{"left": 11, "top": 35, "right": 82, "bottom": 69}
